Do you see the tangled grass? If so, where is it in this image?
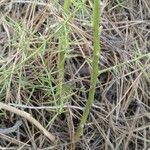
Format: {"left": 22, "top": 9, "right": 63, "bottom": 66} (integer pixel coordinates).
{"left": 0, "top": 0, "right": 150, "bottom": 149}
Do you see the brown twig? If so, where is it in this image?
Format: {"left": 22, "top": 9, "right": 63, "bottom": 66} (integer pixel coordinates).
{"left": 0, "top": 102, "right": 55, "bottom": 143}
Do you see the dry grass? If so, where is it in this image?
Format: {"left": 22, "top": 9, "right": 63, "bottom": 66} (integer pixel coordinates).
{"left": 0, "top": 0, "right": 150, "bottom": 149}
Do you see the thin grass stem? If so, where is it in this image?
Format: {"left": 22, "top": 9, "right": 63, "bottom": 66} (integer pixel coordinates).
{"left": 57, "top": 0, "right": 71, "bottom": 113}
{"left": 74, "top": 0, "right": 101, "bottom": 141}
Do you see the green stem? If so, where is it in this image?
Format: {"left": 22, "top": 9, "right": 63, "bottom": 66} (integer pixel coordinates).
{"left": 57, "top": 0, "right": 71, "bottom": 113}
{"left": 64, "top": 0, "right": 71, "bottom": 12}
{"left": 75, "top": 0, "right": 101, "bottom": 141}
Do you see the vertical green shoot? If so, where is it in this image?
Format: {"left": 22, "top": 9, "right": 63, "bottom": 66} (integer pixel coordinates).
{"left": 57, "top": 0, "right": 71, "bottom": 113}
{"left": 75, "top": 0, "right": 101, "bottom": 141}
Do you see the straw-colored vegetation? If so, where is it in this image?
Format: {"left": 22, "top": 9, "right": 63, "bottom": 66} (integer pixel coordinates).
{"left": 0, "top": 0, "right": 150, "bottom": 149}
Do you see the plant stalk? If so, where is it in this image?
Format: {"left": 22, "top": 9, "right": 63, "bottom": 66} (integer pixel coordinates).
{"left": 57, "top": 0, "right": 71, "bottom": 113}
{"left": 74, "top": 0, "right": 101, "bottom": 141}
